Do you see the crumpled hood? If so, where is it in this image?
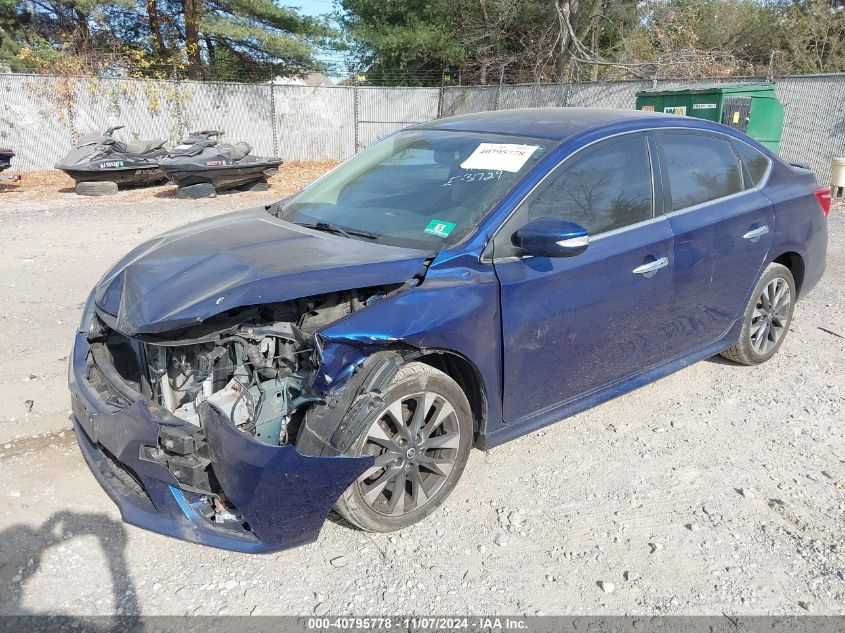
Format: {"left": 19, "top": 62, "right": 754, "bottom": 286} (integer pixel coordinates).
{"left": 94, "top": 207, "right": 429, "bottom": 335}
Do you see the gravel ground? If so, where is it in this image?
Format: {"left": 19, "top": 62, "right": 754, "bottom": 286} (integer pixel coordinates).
{"left": 0, "top": 163, "right": 335, "bottom": 441}
{"left": 0, "top": 175, "right": 843, "bottom": 616}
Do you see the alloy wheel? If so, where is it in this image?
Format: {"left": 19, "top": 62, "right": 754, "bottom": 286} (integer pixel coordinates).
{"left": 750, "top": 277, "right": 791, "bottom": 355}
{"left": 356, "top": 391, "right": 461, "bottom": 516}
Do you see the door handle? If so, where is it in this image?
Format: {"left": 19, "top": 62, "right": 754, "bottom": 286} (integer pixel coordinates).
{"left": 742, "top": 226, "right": 770, "bottom": 242}
{"left": 632, "top": 257, "right": 669, "bottom": 275}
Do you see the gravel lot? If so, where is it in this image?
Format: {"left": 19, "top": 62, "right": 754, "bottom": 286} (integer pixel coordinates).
{"left": 0, "top": 170, "right": 843, "bottom": 616}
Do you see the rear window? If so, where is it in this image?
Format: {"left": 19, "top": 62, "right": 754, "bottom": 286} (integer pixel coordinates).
{"left": 659, "top": 132, "right": 743, "bottom": 211}
{"left": 733, "top": 140, "right": 770, "bottom": 187}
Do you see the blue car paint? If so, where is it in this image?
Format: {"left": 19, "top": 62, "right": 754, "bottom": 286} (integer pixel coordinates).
{"left": 94, "top": 208, "right": 429, "bottom": 335}
{"left": 71, "top": 332, "right": 373, "bottom": 552}
{"left": 494, "top": 216, "right": 676, "bottom": 424}
{"left": 512, "top": 218, "right": 590, "bottom": 257}
{"left": 438, "top": 113, "right": 826, "bottom": 440}
{"left": 485, "top": 317, "right": 748, "bottom": 448}
{"left": 664, "top": 187, "right": 775, "bottom": 353}
{"left": 70, "top": 108, "right": 828, "bottom": 552}
{"left": 758, "top": 159, "right": 828, "bottom": 298}
{"left": 319, "top": 250, "right": 503, "bottom": 430}
{"left": 200, "top": 400, "right": 373, "bottom": 549}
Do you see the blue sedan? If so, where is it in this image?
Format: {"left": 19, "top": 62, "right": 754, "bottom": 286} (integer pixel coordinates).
{"left": 70, "top": 108, "right": 830, "bottom": 552}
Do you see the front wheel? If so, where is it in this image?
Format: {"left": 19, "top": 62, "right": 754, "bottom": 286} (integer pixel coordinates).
{"left": 721, "top": 262, "right": 796, "bottom": 365}
{"left": 301, "top": 362, "right": 473, "bottom": 532}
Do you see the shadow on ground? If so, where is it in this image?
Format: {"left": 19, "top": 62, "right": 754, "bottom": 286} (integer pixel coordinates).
{"left": 705, "top": 354, "right": 737, "bottom": 366}
{"left": 0, "top": 511, "right": 138, "bottom": 621}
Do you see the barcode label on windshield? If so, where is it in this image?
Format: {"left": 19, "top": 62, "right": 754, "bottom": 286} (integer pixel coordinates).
{"left": 460, "top": 143, "right": 539, "bottom": 173}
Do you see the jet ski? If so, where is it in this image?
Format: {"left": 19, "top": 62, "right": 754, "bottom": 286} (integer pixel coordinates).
{"left": 0, "top": 148, "right": 13, "bottom": 172}
{"left": 159, "top": 130, "right": 282, "bottom": 196}
{"left": 0, "top": 148, "right": 19, "bottom": 182}
{"left": 55, "top": 125, "right": 168, "bottom": 187}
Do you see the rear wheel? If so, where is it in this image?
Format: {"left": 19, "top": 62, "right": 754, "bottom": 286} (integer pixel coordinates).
{"left": 721, "top": 263, "right": 796, "bottom": 365}
{"left": 299, "top": 362, "right": 473, "bottom": 532}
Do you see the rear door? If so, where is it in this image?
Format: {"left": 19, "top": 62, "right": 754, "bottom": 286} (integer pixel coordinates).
{"left": 491, "top": 133, "right": 675, "bottom": 423}
{"left": 656, "top": 130, "right": 774, "bottom": 353}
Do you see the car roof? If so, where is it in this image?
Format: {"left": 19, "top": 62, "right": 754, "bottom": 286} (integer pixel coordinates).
{"left": 416, "top": 107, "right": 714, "bottom": 141}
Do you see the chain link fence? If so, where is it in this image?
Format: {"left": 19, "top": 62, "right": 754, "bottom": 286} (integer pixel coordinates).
{"left": 0, "top": 74, "right": 441, "bottom": 171}
{"left": 2, "top": 73, "right": 844, "bottom": 183}
{"left": 356, "top": 87, "right": 442, "bottom": 150}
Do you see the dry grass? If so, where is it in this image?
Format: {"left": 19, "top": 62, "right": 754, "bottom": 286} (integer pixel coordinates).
{"left": 0, "top": 160, "right": 338, "bottom": 205}
{"left": 0, "top": 170, "right": 76, "bottom": 200}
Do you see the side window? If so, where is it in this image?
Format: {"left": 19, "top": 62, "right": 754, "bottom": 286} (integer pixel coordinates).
{"left": 659, "top": 133, "right": 742, "bottom": 211}
{"left": 522, "top": 135, "right": 653, "bottom": 235}
{"left": 733, "top": 140, "right": 770, "bottom": 187}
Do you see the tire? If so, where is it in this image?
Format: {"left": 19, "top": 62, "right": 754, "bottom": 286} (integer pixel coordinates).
{"left": 298, "top": 362, "right": 473, "bottom": 532}
{"left": 75, "top": 181, "right": 118, "bottom": 196}
{"left": 176, "top": 183, "right": 217, "bottom": 199}
{"left": 720, "top": 262, "right": 796, "bottom": 365}
{"left": 234, "top": 178, "right": 269, "bottom": 192}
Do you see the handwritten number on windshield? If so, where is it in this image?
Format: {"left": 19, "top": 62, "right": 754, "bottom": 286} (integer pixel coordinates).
{"left": 442, "top": 170, "right": 503, "bottom": 186}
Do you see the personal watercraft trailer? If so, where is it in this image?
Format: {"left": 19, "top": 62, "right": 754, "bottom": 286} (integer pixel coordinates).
{"left": 0, "top": 148, "right": 20, "bottom": 182}
{"left": 158, "top": 130, "right": 283, "bottom": 198}
{"left": 55, "top": 126, "right": 168, "bottom": 195}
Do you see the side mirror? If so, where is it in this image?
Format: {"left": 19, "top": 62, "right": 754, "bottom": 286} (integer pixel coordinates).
{"left": 513, "top": 217, "right": 590, "bottom": 258}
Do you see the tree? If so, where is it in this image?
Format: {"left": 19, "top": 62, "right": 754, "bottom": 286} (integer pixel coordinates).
{"left": 0, "top": 0, "right": 335, "bottom": 80}
{"left": 339, "top": 0, "right": 591, "bottom": 85}
{"left": 196, "top": 0, "right": 334, "bottom": 78}
{"left": 0, "top": 0, "right": 136, "bottom": 72}
{"left": 5, "top": 0, "right": 844, "bottom": 83}
{"left": 338, "top": 0, "right": 469, "bottom": 85}
{"left": 0, "top": 0, "right": 33, "bottom": 68}
{"left": 618, "top": 0, "right": 785, "bottom": 77}
{"left": 782, "top": 0, "right": 845, "bottom": 73}
{"left": 339, "top": 0, "right": 845, "bottom": 84}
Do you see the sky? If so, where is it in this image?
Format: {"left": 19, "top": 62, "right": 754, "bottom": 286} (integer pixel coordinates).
{"left": 290, "top": 0, "right": 348, "bottom": 79}
{"left": 293, "top": 0, "right": 337, "bottom": 17}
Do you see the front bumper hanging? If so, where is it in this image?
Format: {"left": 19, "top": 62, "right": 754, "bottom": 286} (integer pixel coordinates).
{"left": 70, "top": 332, "right": 372, "bottom": 553}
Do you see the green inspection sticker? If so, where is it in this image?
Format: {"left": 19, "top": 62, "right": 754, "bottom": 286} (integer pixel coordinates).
{"left": 424, "top": 219, "right": 456, "bottom": 238}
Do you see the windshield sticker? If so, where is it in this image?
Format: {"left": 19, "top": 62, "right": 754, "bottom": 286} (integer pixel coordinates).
{"left": 442, "top": 170, "right": 502, "bottom": 186}
{"left": 424, "top": 220, "right": 456, "bottom": 238}
{"left": 460, "top": 143, "right": 539, "bottom": 173}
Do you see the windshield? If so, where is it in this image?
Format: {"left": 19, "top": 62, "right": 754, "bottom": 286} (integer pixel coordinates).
{"left": 277, "top": 129, "right": 554, "bottom": 249}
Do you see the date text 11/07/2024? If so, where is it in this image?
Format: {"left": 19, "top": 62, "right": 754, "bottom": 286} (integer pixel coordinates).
{"left": 306, "top": 617, "right": 528, "bottom": 630}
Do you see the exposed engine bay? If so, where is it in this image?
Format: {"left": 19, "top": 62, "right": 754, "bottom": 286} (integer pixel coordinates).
{"left": 89, "top": 285, "right": 401, "bottom": 448}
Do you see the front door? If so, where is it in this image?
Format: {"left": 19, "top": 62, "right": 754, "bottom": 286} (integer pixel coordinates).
{"left": 490, "top": 133, "right": 675, "bottom": 424}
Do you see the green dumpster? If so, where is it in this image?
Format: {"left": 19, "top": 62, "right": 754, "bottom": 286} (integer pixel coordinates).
{"left": 635, "top": 83, "right": 785, "bottom": 154}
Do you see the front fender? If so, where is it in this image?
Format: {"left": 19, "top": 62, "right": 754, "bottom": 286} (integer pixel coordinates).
{"left": 315, "top": 255, "right": 505, "bottom": 436}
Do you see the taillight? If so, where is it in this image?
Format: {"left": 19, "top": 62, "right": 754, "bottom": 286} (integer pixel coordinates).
{"left": 814, "top": 186, "right": 832, "bottom": 217}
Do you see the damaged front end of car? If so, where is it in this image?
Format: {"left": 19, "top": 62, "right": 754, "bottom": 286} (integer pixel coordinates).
{"left": 70, "top": 286, "right": 413, "bottom": 552}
